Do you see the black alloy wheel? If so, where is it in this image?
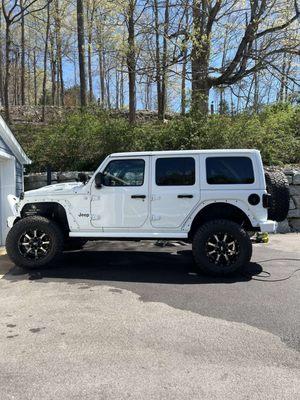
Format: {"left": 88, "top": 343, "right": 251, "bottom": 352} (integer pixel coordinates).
{"left": 205, "top": 232, "right": 240, "bottom": 267}
{"left": 18, "top": 229, "right": 52, "bottom": 261}
{"left": 192, "top": 219, "right": 252, "bottom": 275}
{"left": 6, "top": 216, "right": 64, "bottom": 268}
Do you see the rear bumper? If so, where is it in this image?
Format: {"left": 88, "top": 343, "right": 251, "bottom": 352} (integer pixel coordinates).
{"left": 259, "top": 220, "right": 277, "bottom": 233}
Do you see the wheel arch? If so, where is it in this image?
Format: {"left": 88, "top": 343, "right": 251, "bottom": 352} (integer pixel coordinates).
{"left": 188, "top": 202, "right": 254, "bottom": 239}
{"left": 20, "top": 202, "right": 70, "bottom": 235}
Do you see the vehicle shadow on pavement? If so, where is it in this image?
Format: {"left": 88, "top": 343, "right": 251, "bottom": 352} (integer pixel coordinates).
{"left": 5, "top": 249, "right": 263, "bottom": 284}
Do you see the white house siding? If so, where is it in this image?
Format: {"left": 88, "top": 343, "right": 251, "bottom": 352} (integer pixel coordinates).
{"left": 16, "top": 160, "right": 24, "bottom": 196}
{"left": 0, "top": 117, "right": 30, "bottom": 245}
{"left": 0, "top": 136, "right": 24, "bottom": 196}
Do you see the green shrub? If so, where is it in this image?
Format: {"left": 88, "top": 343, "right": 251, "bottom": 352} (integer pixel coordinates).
{"left": 15, "top": 104, "right": 300, "bottom": 172}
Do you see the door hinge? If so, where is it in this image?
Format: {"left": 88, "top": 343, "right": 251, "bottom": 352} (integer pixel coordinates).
{"left": 151, "top": 215, "right": 161, "bottom": 221}
{"left": 151, "top": 195, "right": 161, "bottom": 201}
{"left": 91, "top": 214, "right": 101, "bottom": 221}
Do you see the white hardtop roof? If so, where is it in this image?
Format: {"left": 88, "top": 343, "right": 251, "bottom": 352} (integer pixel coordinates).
{"left": 0, "top": 115, "right": 31, "bottom": 164}
{"left": 110, "top": 149, "right": 260, "bottom": 157}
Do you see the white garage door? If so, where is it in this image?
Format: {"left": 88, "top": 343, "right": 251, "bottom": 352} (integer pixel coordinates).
{"left": 0, "top": 153, "right": 16, "bottom": 246}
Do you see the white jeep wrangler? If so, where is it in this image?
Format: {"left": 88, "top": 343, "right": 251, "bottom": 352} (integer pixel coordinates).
{"left": 6, "top": 150, "right": 289, "bottom": 275}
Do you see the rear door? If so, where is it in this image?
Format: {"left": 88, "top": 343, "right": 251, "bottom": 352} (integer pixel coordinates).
{"left": 150, "top": 155, "right": 200, "bottom": 228}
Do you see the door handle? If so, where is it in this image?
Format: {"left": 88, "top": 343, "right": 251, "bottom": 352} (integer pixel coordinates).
{"left": 131, "top": 195, "right": 146, "bottom": 199}
{"left": 177, "top": 194, "right": 193, "bottom": 198}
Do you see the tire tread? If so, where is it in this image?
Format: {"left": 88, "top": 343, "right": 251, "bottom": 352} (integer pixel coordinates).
{"left": 6, "top": 216, "right": 64, "bottom": 268}
{"left": 192, "top": 219, "right": 252, "bottom": 275}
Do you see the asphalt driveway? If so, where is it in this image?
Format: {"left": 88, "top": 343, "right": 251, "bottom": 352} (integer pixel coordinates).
{"left": 0, "top": 234, "right": 299, "bottom": 399}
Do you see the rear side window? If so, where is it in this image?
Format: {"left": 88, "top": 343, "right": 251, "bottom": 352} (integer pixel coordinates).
{"left": 156, "top": 157, "right": 195, "bottom": 186}
{"left": 206, "top": 157, "right": 254, "bottom": 184}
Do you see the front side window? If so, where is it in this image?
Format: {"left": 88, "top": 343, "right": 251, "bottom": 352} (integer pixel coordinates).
{"left": 156, "top": 157, "right": 195, "bottom": 186}
{"left": 103, "top": 159, "right": 145, "bottom": 186}
{"left": 206, "top": 156, "right": 254, "bottom": 184}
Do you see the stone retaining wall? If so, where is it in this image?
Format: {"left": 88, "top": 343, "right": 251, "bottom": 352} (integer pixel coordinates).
{"left": 24, "top": 168, "right": 300, "bottom": 232}
{"left": 278, "top": 168, "right": 300, "bottom": 232}
{"left": 1, "top": 106, "right": 175, "bottom": 124}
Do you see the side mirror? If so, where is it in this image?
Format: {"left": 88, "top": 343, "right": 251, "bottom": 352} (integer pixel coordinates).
{"left": 78, "top": 172, "right": 88, "bottom": 184}
{"left": 95, "top": 172, "right": 104, "bottom": 188}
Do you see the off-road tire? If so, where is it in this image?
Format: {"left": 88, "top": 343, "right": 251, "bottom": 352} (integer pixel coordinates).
{"left": 6, "top": 216, "right": 64, "bottom": 269}
{"left": 192, "top": 219, "right": 252, "bottom": 276}
{"left": 264, "top": 170, "right": 289, "bottom": 222}
{"left": 64, "top": 238, "right": 88, "bottom": 251}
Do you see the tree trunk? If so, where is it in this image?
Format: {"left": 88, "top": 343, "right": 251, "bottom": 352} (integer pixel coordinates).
{"left": 87, "top": 31, "right": 93, "bottom": 103}
{"left": 191, "top": 60, "right": 210, "bottom": 115}
{"left": 33, "top": 48, "right": 38, "bottom": 106}
{"left": 98, "top": 46, "right": 105, "bottom": 107}
{"left": 160, "top": 0, "right": 169, "bottom": 120}
{"left": 181, "top": 56, "right": 187, "bottom": 115}
{"left": 191, "top": 0, "right": 211, "bottom": 115}
{"left": 55, "top": 0, "right": 64, "bottom": 106}
{"left": 181, "top": 2, "right": 188, "bottom": 116}
{"left": 49, "top": 31, "right": 56, "bottom": 106}
{"left": 284, "top": 55, "right": 292, "bottom": 100}
{"left": 73, "top": 48, "right": 77, "bottom": 86}
{"left": 120, "top": 56, "right": 124, "bottom": 109}
{"left": 27, "top": 49, "right": 31, "bottom": 104}
{"left": 106, "top": 61, "right": 111, "bottom": 109}
{"left": 14, "top": 49, "right": 19, "bottom": 105}
{"left": 20, "top": 0, "right": 26, "bottom": 105}
{"left": 0, "top": 11, "right": 4, "bottom": 106}
{"left": 279, "top": 52, "right": 287, "bottom": 102}
{"left": 127, "top": 0, "right": 136, "bottom": 124}
{"left": 115, "top": 68, "right": 119, "bottom": 109}
{"left": 77, "top": 0, "right": 87, "bottom": 107}
{"left": 42, "top": 2, "right": 51, "bottom": 122}
{"left": 153, "top": 0, "right": 162, "bottom": 119}
{"left": 145, "top": 76, "right": 151, "bottom": 110}
{"left": 4, "top": 22, "right": 12, "bottom": 122}
{"left": 87, "top": 0, "right": 95, "bottom": 103}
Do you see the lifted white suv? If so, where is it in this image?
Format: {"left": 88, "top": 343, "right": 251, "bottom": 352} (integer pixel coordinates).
{"left": 6, "top": 150, "right": 289, "bottom": 275}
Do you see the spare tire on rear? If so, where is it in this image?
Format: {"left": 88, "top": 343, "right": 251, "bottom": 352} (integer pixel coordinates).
{"left": 264, "top": 170, "right": 289, "bottom": 222}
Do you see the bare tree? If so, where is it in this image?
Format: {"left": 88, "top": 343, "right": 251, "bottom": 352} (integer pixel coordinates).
{"left": 1, "top": 0, "right": 51, "bottom": 121}
{"left": 95, "top": 9, "right": 106, "bottom": 107}
{"left": 190, "top": 0, "right": 300, "bottom": 115}
{"left": 20, "top": 0, "right": 25, "bottom": 105}
{"left": 77, "top": 0, "right": 87, "bottom": 107}
{"left": 126, "top": 0, "right": 136, "bottom": 123}
{"left": 42, "top": 0, "right": 51, "bottom": 121}
{"left": 0, "top": 9, "right": 4, "bottom": 105}
{"left": 160, "top": 0, "right": 170, "bottom": 120}
{"left": 86, "top": 0, "right": 96, "bottom": 103}
{"left": 54, "top": 0, "right": 64, "bottom": 106}
{"left": 181, "top": 0, "right": 189, "bottom": 115}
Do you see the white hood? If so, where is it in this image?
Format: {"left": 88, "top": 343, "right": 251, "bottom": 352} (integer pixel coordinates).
{"left": 25, "top": 182, "right": 84, "bottom": 196}
{"left": 7, "top": 182, "right": 85, "bottom": 218}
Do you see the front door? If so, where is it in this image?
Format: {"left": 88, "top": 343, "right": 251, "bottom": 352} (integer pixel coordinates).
{"left": 150, "top": 155, "right": 200, "bottom": 228}
{"left": 90, "top": 157, "right": 149, "bottom": 229}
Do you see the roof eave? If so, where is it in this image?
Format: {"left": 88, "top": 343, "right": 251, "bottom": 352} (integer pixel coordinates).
{"left": 0, "top": 115, "right": 31, "bottom": 165}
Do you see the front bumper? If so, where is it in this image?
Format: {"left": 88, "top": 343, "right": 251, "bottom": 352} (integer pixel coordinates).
{"left": 259, "top": 220, "right": 278, "bottom": 233}
{"left": 7, "top": 216, "right": 17, "bottom": 229}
